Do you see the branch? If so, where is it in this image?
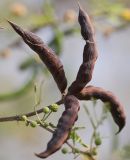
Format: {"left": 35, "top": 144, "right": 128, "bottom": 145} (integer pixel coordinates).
{"left": 0, "top": 97, "right": 95, "bottom": 159}
{"left": 0, "top": 99, "right": 63, "bottom": 122}
{"left": 66, "top": 141, "right": 95, "bottom": 160}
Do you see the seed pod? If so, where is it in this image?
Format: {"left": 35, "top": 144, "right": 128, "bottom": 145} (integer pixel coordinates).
{"left": 75, "top": 85, "right": 126, "bottom": 133}
{"left": 68, "top": 4, "right": 98, "bottom": 94}
{"left": 35, "top": 95, "right": 80, "bottom": 158}
{"left": 8, "top": 21, "right": 67, "bottom": 94}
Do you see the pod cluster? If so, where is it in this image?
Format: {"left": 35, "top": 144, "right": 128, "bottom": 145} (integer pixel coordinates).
{"left": 8, "top": 3, "right": 126, "bottom": 159}
{"left": 35, "top": 95, "right": 80, "bottom": 158}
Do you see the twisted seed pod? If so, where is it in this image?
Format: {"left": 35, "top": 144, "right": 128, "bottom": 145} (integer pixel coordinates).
{"left": 68, "top": 4, "right": 98, "bottom": 94}
{"left": 75, "top": 85, "right": 126, "bottom": 133}
{"left": 8, "top": 21, "right": 67, "bottom": 94}
{"left": 35, "top": 95, "right": 80, "bottom": 158}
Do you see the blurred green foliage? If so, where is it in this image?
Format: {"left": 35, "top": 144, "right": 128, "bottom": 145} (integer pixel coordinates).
{"left": 88, "top": 0, "right": 130, "bottom": 34}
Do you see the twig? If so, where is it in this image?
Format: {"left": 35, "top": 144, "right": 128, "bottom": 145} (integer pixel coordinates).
{"left": 66, "top": 141, "right": 95, "bottom": 160}
{"left": 0, "top": 97, "right": 94, "bottom": 159}
{"left": 0, "top": 99, "right": 63, "bottom": 122}
{"left": 83, "top": 105, "right": 96, "bottom": 129}
{"left": 39, "top": 124, "right": 54, "bottom": 133}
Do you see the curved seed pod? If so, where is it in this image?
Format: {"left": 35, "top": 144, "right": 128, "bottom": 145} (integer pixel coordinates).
{"left": 35, "top": 95, "right": 80, "bottom": 158}
{"left": 68, "top": 4, "right": 98, "bottom": 94}
{"left": 8, "top": 21, "right": 67, "bottom": 94}
{"left": 75, "top": 85, "right": 126, "bottom": 133}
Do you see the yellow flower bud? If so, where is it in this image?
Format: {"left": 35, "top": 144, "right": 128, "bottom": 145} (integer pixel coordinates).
{"left": 120, "top": 9, "right": 130, "bottom": 21}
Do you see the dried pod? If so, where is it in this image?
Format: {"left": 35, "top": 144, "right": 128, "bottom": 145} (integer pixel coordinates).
{"left": 68, "top": 4, "right": 98, "bottom": 94}
{"left": 75, "top": 85, "right": 126, "bottom": 133}
{"left": 8, "top": 21, "right": 67, "bottom": 94}
{"left": 35, "top": 95, "right": 80, "bottom": 158}
{"left": 78, "top": 2, "right": 94, "bottom": 41}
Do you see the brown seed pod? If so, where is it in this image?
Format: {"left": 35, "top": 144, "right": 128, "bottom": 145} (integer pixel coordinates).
{"left": 8, "top": 21, "right": 67, "bottom": 94}
{"left": 68, "top": 4, "right": 98, "bottom": 94}
{"left": 75, "top": 85, "right": 126, "bottom": 133}
{"left": 35, "top": 95, "right": 80, "bottom": 158}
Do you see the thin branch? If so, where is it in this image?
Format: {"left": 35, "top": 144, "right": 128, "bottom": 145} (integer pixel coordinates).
{"left": 0, "top": 99, "right": 63, "bottom": 122}
{"left": 39, "top": 124, "right": 54, "bottom": 133}
{"left": 83, "top": 105, "right": 96, "bottom": 129}
{"left": 66, "top": 141, "right": 95, "bottom": 160}
{"left": 0, "top": 97, "right": 95, "bottom": 159}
